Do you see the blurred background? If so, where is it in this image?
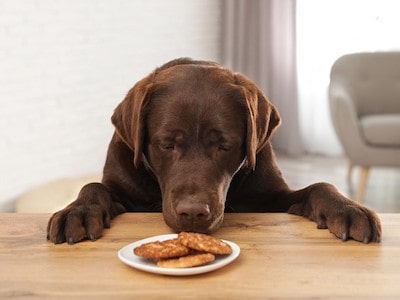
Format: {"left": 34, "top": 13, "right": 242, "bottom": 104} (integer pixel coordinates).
{"left": 1, "top": 0, "right": 399, "bottom": 213}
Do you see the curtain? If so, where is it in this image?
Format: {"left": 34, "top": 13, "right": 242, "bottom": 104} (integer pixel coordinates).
{"left": 221, "top": 0, "right": 304, "bottom": 155}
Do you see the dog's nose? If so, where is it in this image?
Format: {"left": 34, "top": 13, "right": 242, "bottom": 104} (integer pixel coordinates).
{"left": 176, "top": 201, "right": 211, "bottom": 223}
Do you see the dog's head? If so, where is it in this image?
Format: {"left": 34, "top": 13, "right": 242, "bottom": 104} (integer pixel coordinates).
{"left": 111, "top": 58, "right": 280, "bottom": 233}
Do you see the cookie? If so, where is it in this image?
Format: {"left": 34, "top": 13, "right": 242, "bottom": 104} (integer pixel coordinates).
{"left": 178, "top": 232, "right": 232, "bottom": 255}
{"left": 134, "top": 238, "right": 190, "bottom": 259}
{"left": 157, "top": 253, "right": 215, "bottom": 268}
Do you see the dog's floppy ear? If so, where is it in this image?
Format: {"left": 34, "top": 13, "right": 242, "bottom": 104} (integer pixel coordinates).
{"left": 111, "top": 58, "right": 207, "bottom": 168}
{"left": 111, "top": 76, "right": 154, "bottom": 167}
{"left": 235, "top": 73, "right": 281, "bottom": 170}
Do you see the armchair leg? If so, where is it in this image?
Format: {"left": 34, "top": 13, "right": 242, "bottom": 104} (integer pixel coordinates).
{"left": 347, "top": 164, "right": 353, "bottom": 186}
{"left": 356, "top": 166, "right": 370, "bottom": 202}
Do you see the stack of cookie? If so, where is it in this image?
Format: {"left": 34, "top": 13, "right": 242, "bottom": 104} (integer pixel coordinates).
{"left": 134, "top": 232, "right": 232, "bottom": 268}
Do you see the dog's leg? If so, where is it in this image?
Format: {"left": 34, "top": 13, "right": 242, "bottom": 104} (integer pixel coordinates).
{"left": 284, "top": 182, "right": 381, "bottom": 243}
{"left": 47, "top": 183, "right": 126, "bottom": 244}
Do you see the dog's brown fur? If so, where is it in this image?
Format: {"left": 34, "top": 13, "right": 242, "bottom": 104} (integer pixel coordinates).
{"left": 47, "top": 58, "right": 381, "bottom": 244}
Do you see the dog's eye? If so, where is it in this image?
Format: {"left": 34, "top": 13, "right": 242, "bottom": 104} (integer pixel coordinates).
{"left": 218, "top": 144, "right": 231, "bottom": 152}
{"left": 162, "top": 144, "right": 175, "bottom": 151}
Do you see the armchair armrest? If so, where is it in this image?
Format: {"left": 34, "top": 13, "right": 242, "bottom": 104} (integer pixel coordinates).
{"left": 328, "top": 85, "right": 366, "bottom": 161}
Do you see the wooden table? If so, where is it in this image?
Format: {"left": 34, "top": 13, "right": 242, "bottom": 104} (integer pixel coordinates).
{"left": 1, "top": 213, "right": 399, "bottom": 299}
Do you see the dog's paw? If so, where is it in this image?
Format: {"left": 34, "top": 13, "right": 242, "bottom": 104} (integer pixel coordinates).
{"left": 317, "top": 204, "right": 382, "bottom": 243}
{"left": 47, "top": 203, "right": 111, "bottom": 244}
{"left": 288, "top": 183, "right": 382, "bottom": 243}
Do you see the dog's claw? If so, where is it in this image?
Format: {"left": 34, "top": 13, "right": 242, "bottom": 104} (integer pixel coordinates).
{"left": 68, "top": 237, "right": 74, "bottom": 245}
{"left": 52, "top": 237, "right": 60, "bottom": 244}
{"left": 89, "top": 234, "right": 96, "bottom": 241}
{"left": 341, "top": 232, "right": 348, "bottom": 241}
{"left": 363, "top": 237, "right": 370, "bottom": 244}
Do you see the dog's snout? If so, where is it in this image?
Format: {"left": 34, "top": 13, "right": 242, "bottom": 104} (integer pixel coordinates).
{"left": 176, "top": 201, "right": 210, "bottom": 223}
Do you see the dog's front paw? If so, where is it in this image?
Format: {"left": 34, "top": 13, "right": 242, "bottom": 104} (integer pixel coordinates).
{"left": 46, "top": 182, "right": 123, "bottom": 244}
{"left": 47, "top": 202, "right": 111, "bottom": 244}
{"left": 288, "top": 183, "right": 382, "bottom": 243}
{"left": 317, "top": 204, "right": 382, "bottom": 243}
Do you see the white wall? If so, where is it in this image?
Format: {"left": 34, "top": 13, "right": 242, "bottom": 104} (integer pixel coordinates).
{"left": 0, "top": 0, "right": 222, "bottom": 211}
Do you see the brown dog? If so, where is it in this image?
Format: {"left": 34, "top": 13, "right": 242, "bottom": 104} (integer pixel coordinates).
{"left": 47, "top": 58, "right": 381, "bottom": 244}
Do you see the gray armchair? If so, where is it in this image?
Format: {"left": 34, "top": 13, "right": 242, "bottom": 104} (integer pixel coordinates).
{"left": 329, "top": 52, "right": 400, "bottom": 202}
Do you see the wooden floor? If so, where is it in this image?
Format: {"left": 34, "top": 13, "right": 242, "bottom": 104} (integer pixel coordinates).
{"left": 275, "top": 153, "right": 400, "bottom": 213}
{"left": 15, "top": 153, "right": 399, "bottom": 214}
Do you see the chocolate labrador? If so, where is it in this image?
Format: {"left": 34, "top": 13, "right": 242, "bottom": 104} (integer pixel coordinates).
{"left": 47, "top": 58, "right": 381, "bottom": 244}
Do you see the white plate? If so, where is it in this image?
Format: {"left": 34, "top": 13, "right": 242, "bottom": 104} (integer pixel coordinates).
{"left": 118, "top": 234, "right": 240, "bottom": 276}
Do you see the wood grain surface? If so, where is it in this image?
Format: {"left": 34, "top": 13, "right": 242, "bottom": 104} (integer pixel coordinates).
{"left": 0, "top": 213, "right": 399, "bottom": 299}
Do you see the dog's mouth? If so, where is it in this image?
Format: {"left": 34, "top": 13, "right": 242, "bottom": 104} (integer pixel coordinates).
{"left": 162, "top": 192, "right": 226, "bottom": 234}
{"left": 159, "top": 175, "right": 232, "bottom": 234}
{"left": 163, "top": 207, "right": 225, "bottom": 234}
